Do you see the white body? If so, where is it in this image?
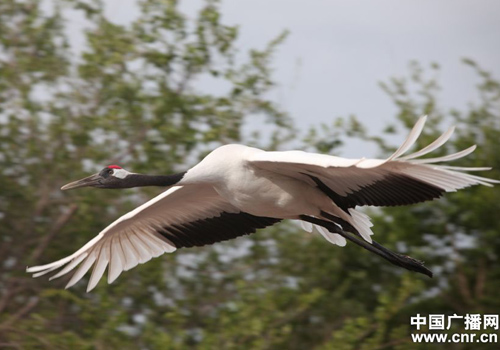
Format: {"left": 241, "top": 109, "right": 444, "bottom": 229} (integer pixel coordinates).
{"left": 183, "top": 144, "right": 333, "bottom": 218}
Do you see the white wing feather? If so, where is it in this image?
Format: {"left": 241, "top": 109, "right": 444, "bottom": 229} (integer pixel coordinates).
{"left": 27, "top": 185, "right": 237, "bottom": 291}
{"left": 299, "top": 220, "right": 313, "bottom": 233}
{"left": 387, "top": 115, "right": 427, "bottom": 161}
{"left": 399, "top": 126, "right": 455, "bottom": 160}
{"left": 315, "top": 224, "right": 347, "bottom": 247}
{"left": 297, "top": 220, "right": 347, "bottom": 246}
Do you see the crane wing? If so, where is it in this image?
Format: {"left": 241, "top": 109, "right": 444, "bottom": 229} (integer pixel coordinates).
{"left": 250, "top": 116, "right": 499, "bottom": 212}
{"left": 27, "top": 184, "right": 279, "bottom": 292}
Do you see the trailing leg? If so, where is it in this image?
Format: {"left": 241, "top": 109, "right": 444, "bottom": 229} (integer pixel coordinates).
{"left": 299, "top": 214, "right": 433, "bottom": 277}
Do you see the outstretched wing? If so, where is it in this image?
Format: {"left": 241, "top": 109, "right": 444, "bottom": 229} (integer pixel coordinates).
{"left": 27, "top": 185, "right": 280, "bottom": 292}
{"left": 250, "top": 116, "right": 499, "bottom": 212}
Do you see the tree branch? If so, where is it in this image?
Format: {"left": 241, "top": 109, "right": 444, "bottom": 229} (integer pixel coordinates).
{"left": 29, "top": 204, "right": 79, "bottom": 262}
{"left": 0, "top": 297, "right": 39, "bottom": 330}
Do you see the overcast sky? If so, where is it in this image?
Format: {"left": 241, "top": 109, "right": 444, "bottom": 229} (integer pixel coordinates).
{"left": 92, "top": 0, "right": 500, "bottom": 155}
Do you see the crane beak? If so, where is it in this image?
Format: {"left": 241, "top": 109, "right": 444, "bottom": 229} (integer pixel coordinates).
{"left": 61, "top": 173, "right": 102, "bottom": 191}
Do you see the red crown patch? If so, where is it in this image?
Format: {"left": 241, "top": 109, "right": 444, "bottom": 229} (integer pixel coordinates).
{"left": 107, "top": 165, "right": 122, "bottom": 169}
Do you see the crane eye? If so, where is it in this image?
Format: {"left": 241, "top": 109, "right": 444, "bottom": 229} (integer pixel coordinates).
{"left": 107, "top": 169, "right": 113, "bottom": 175}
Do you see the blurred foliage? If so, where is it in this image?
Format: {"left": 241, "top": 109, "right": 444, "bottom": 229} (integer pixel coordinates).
{"left": 0, "top": 1, "right": 499, "bottom": 349}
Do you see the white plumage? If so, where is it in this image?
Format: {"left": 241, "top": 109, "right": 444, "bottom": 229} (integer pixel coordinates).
{"left": 27, "top": 116, "right": 499, "bottom": 291}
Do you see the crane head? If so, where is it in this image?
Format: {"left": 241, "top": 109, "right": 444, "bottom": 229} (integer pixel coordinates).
{"left": 61, "top": 165, "right": 130, "bottom": 190}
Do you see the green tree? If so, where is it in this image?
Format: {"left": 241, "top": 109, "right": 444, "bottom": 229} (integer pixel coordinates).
{"left": 1, "top": 0, "right": 499, "bottom": 349}
{"left": 0, "top": 0, "right": 291, "bottom": 348}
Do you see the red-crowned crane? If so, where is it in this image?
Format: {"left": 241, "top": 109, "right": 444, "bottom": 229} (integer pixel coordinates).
{"left": 27, "top": 116, "right": 499, "bottom": 292}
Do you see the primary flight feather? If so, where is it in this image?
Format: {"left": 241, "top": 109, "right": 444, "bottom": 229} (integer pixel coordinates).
{"left": 27, "top": 116, "right": 499, "bottom": 292}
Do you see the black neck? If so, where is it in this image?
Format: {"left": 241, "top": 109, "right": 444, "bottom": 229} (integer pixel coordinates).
{"left": 120, "top": 172, "right": 186, "bottom": 188}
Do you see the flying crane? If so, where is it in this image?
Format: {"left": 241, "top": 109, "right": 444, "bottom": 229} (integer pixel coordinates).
{"left": 27, "top": 116, "right": 499, "bottom": 292}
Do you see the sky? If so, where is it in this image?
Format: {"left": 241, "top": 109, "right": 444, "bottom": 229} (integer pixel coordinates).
{"left": 70, "top": 0, "right": 500, "bottom": 156}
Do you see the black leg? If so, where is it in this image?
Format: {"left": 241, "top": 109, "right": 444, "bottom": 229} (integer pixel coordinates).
{"left": 299, "top": 214, "right": 433, "bottom": 277}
